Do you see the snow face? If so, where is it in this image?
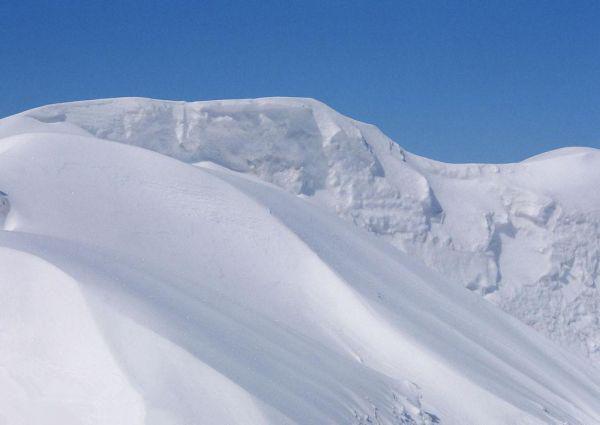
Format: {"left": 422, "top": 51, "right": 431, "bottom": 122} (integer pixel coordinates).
{"left": 10, "top": 97, "right": 600, "bottom": 364}
{"left": 1, "top": 98, "right": 600, "bottom": 424}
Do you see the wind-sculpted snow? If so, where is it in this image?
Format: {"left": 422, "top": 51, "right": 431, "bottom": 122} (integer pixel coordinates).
{"left": 8, "top": 97, "right": 600, "bottom": 364}
{"left": 1, "top": 99, "right": 600, "bottom": 424}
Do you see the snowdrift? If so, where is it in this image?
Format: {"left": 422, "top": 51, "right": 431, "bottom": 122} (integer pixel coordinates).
{"left": 7, "top": 97, "right": 600, "bottom": 363}
{"left": 1, "top": 98, "right": 600, "bottom": 424}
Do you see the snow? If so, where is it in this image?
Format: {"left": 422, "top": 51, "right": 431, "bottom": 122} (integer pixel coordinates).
{"left": 1, "top": 97, "right": 600, "bottom": 424}
{"left": 14, "top": 96, "right": 600, "bottom": 362}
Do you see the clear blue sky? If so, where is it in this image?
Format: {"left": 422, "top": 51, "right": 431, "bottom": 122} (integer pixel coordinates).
{"left": 2, "top": 1, "right": 599, "bottom": 163}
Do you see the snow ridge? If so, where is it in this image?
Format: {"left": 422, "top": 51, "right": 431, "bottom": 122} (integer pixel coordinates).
{"left": 10, "top": 96, "right": 600, "bottom": 362}
{"left": 1, "top": 97, "right": 600, "bottom": 424}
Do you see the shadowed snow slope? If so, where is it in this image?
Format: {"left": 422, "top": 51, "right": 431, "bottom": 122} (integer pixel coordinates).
{"left": 1, "top": 99, "right": 600, "bottom": 424}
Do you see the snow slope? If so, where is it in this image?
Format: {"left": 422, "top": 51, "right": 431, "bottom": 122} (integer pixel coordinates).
{"left": 1, "top": 98, "right": 600, "bottom": 424}
{"left": 6, "top": 97, "right": 600, "bottom": 364}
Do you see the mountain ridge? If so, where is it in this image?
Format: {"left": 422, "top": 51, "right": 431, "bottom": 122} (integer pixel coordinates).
{"left": 4, "top": 96, "right": 599, "bottom": 362}
{"left": 1, "top": 98, "right": 600, "bottom": 424}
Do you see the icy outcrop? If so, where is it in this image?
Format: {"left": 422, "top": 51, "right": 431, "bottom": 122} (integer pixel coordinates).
{"left": 0, "top": 192, "right": 9, "bottom": 228}
{"left": 5, "top": 97, "right": 600, "bottom": 363}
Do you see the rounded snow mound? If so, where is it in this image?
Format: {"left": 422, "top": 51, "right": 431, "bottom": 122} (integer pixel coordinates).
{"left": 523, "top": 146, "right": 599, "bottom": 163}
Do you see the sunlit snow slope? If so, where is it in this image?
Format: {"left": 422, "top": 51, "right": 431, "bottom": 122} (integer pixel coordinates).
{"left": 1, "top": 98, "right": 600, "bottom": 424}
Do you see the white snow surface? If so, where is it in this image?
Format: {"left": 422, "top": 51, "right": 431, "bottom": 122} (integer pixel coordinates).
{"left": 1, "top": 97, "right": 600, "bottom": 424}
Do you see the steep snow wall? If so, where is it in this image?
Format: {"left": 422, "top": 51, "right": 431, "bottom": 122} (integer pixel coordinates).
{"left": 3, "top": 97, "right": 600, "bottom": 364}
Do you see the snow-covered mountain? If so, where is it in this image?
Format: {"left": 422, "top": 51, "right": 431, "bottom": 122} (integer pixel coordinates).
{"left": 1, "top": 97, "right": 599, "bottom": 424}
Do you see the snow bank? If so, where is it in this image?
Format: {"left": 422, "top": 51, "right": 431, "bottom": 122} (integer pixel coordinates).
{"left": 9, "top": 97, "right": 600, "bottom": 363}
{"left": 1, "top": 98, "right": 600, "bottom": 424}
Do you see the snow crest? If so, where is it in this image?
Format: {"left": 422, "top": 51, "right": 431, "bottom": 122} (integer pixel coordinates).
{"left": 1, "top": 98, "right": 600, "bottom": 424}
{"left": 12, "top": 97, "right": 600, "bottom": 363}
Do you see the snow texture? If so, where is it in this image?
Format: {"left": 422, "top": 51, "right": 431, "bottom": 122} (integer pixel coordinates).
{"left": 1, "top": 97, "right": 600, "bottom": 424}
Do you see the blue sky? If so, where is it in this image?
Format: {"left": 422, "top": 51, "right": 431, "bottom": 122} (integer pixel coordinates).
{"left": 2, "top": 0, "right": 599, "bottom": 163}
